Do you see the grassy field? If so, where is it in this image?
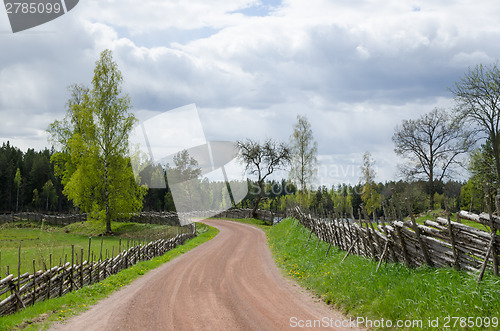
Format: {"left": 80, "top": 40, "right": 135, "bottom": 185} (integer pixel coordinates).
{"left": 267, "top": 218, "right": 500, "bottom": 330}
{"left": 0, "top": 221, "right": 219, "bottom": 331}
{"left": 0, "top": 219, "right": 185, "bottom": 277}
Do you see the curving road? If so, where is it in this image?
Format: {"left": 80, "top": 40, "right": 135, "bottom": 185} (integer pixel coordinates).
{"left": 50, "top": 219, "right": 359, "bottom": 330}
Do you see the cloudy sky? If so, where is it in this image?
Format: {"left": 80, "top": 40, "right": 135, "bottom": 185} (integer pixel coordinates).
{"left": 1, "top": 0, "right": 499, "bottom": 187}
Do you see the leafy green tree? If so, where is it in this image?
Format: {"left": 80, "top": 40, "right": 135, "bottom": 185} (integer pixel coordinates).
{"left": 289, "top": 115, "right": 318, "bottom": 195}
{"left": 164, "top": 191, "right": 176, "bottom": 211}
{"left": 237, "top": 139, "right": 291, "bottom": 218}
{"left": 460, "top": 179, "right": 484, "bottom": 212}
{"left": 32, "top": 188, "right": 41, "bottom": 209}
{"left": 48, "top": 50, "right": 146, "bottom": 233}
{"left": 359, "top": 152, "right": 381, "bottom": 216}
{"left": 469, "top": 141, "right": 498, "bottom": 186}
{"left": 452, "top": 63, "right": 500, "bottom": 185}
{"left": 332, "top": 184, "right": 352, "bottom": 215}
{"left": 14, "top": 168, "right": 21, "bottom": 212}
{"left": 41, "top": 180, "right": 57, "bottom": 211}
{"left": 166, "top": 150, "right": 202, "bottom": 212}
{"left": 461, "top": 141, "right": 498, "bottom": 210}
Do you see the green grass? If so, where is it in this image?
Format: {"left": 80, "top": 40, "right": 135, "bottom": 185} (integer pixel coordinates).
{"left": 267, "top": 218, "right": 500, "bottom": 330}
{"left": 223, "top": 217, "right": 272, "bottom": 229}
{"left": 0, "top": 222, "right": 218, "bottom": 331}
{"left": 0, "top": 219, "right": 184, "bottom": 276}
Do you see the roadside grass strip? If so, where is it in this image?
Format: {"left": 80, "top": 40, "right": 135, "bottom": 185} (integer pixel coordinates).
{"left": 267, "top": 218, "right": 500, "bottom": 330}
{"left": 0, "top": 223, "right": 218, "bottom": 331}
{"left": 224, "top": 217, "right": 272, "bottom": 229}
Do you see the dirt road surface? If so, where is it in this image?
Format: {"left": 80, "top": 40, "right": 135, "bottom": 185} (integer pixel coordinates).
{"left": 50, "top": 219, "right": 361, "bottom": 330}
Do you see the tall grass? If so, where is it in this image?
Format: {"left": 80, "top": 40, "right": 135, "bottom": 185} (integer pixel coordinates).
{"left": 267, "top": 218, "right": 500, "bottom": 330}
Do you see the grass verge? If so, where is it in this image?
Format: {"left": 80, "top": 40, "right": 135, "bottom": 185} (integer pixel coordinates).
{"left": 0, "top": 222, "right": 218, "bottom": 331}
{"left": 221, "top": 217, "right": 272, "bottom": 230}
{"left": 267, "top": 218, "right": 500, "bottom": 330}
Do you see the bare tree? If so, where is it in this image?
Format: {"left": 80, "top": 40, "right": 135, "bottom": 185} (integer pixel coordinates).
{"left": 237, "top": 139, "right": 291, "bottom": 218}
{"left": 289, "top": 115, "right": 318, "bottom": 193}
{"left": 393, "top": 108, "right": 473, "bottom": 209}
{"left": 451, "top": 62, "right": 500, "bottom": 183}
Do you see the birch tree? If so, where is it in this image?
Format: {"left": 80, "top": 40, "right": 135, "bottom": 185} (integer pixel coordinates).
{"left": 49, "top": 50, "right": 146, "bottom": 233}
{"left": 289, "top": 115, "right": 318, "bottom": 193}
{"left": 359, "top": 152, "right": 381, "bottom": 216}
{"left": 14, "top": 168, "right": 21, "bottom": 212}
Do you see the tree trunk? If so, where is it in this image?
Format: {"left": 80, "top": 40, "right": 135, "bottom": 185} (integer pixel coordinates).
{"left": 104, "top": 162, "right": 112, "bottom": 234}
{"left": 429, "top": 168, "right": 434, "bottom": 211}
{"left": 106, "top": 212, "right": 112, "bottom": 233}
{"left": 492, "top": 133, "right": 500, "bottom": 186}
{"left": 16, "top": 187, "right": 19, "bottom": 212}
{"left": 251, "top": 181, "right": 264, "bottom": 219}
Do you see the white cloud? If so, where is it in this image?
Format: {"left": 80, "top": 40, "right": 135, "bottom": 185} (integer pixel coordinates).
{"left": 1, "top": 0, "right": 500, "bottom": 184}
{"left": 79, "top": 0, "right": 257, "bottom": 34}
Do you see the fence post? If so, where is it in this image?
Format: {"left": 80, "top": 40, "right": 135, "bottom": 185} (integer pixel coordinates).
{"left": 395, "top": 224, "right": 411, "bottom": 268}
{"left": 32, "top": 260, "right": 36, "bottom": 306}
{"left": 361, "top": 206, "right": 378, "bottom": 260}
{"left": 478, "top": 238, "right": 495, "bottom": 283}
{"left": 484, "top": 184, "right": 498, "bottom": 276}
{"left": 445, "top": 200, "right": 460, "bottom": 270}
{"left": 58, "top": 265, "right": 64, "bottom": 297}
{"left": 405, "top": 199, "right": 433, "bottom": 267}
{"left": 70, "top": 245, "right": 74, "bottom": 292}
{"left": 46, "top": 257, "right": 52, "bottom": 300}
{"left": 80, "top": 248, "right": 84, "bottom": 287}
{"left": 17, "top": 241, "right": 21, "bottom": 295}
{"left": 88, "top": 237, "right": 92, "bottom": 264}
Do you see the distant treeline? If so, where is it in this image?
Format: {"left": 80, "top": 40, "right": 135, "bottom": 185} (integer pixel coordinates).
{"left": 236, "top": 178, "right": 463, "bottom": 218}
{"left": 0, "top": 142, "right": 68, "bottom": 212}
{"left": 0, "top": 141, "right": 465, "bottom": 216}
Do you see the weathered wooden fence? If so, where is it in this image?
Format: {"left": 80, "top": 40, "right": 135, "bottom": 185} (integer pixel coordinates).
{"left": 213, "top": 208, "right": 281, "bottom": 224}
{"left": 0, "top": 209, "right": 284, "bottom": 226}
{"left": 0, "top": 231, "right": 195, "bottom": 316}
{"left": 0, "top": 212, "right": 179, "bottom": 226}
{"left": 0, "top": 212, "right": 86, "bottom": 226}
{"left": 127, "top": 211, "right": 180, "bottom": 225}
{"left": 290, "top": 206, "right": 499, "bottom": 282}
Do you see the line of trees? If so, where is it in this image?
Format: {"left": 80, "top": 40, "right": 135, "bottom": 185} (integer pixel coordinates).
{"left": 0, "top": 142, "right": 67, "bottom": 212}
{"left": 0, "top": 135, "right": 464, "bottom": 218}
{"left": 3, "top": 56, "right": 500, "bottom": 224}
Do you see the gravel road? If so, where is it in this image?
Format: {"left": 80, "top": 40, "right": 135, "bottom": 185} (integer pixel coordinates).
{"left": 49, "top": 219, "right": 360, "bottom": 330}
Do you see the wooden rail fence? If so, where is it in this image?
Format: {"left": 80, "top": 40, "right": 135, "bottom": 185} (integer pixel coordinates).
{"left": 0, "top": 209, "right": 283, "bottom": 226}
{"left": 290, "top": 206, "right": 499, "bottom": 282}
{"left": 0, "top": 231, "right": 195, "bottom": 316}
{"left": 0, "top": 212, "right": 86, "bottom": 226}
{"left": 212, "top": 208, "right": 280, "bottom": 224}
